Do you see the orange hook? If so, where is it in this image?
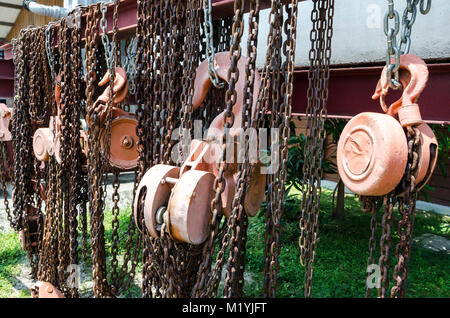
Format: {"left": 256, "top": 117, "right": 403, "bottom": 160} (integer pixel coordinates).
{"left": 98, "top": 67, "right": 129, "bottom": 104}
{"left": 192, "top": 51, "right": 261, "bottom": 140}
{"left": 372, "top": 54, "right": 428, "bottom": 126}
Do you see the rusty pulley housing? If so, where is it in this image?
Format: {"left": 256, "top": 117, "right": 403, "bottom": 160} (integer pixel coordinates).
{"left": 90, "top": 67, "right": 139, "bottom": 170}
{"left": 133, "top": 52, "right": 266, "bottom": 245}
{"left": 99, "top": 108, "right": 139, "bottom": 171}
{"left": 337, "top": 54, "right": 438, "bottom": 197}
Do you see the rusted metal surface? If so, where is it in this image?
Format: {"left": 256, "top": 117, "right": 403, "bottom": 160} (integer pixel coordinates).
{"left": 31, "top": 282, "right": 65, "bottom": 298}
{"left": 167, "top": 169, "right": 216, "bottom": 245}
{"left": 101, "top": 115, "right": 138, "bottom": 170}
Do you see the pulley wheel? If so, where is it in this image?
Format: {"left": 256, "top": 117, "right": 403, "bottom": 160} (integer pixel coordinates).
{"left": 337, "top": 112, "right": 408, "bottom": 196}
{"left": 167, "top": 169, "right": 215, "bottom": 245}
{"left": 33, "top": 128, "right": 51, "bottom": 162}
{"left": 101, "top": 116, "right": 138, "bottom": 170}
{"left": 133, "top": 164, "right": 180, "bottom": 237}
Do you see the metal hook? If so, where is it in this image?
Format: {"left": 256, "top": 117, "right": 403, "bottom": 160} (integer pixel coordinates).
{"left": 372, "top": 54, "right": 428, "bottom": 117}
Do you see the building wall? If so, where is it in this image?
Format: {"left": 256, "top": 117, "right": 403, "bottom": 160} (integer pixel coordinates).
{"left": 5, "top": 0, "right": 63, "bottom": 42}
{"left": 241, "top": 0, "right": 450, "bottom": 68}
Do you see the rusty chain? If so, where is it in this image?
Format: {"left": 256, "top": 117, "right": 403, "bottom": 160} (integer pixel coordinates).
{"left": 85, "top": 3, "right": 111, "bottom": 297}
{"left": 298, "top": 0, "right": 335, "bottom": 298}
{"left": 391, "top": 127, "right": 421, "bottom": 298}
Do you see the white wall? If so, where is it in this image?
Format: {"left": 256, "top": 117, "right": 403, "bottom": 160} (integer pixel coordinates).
{"left": 241, "top": 0, "right": 450, "bottom": 68}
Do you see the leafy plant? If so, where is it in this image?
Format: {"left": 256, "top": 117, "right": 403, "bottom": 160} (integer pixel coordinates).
{"left": 285, "top": 117, "right": 338, "bottom": 197}
{"left": 324, "top": 118, "right": 347, "bottom": 145}
{"left": 419, "top": 123, "right": 449, "bottom": 201}
{"left": 431, "top": 123, "right": 450, "bottom": 178}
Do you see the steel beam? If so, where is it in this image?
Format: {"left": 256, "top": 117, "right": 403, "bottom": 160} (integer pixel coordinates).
{"left": 291, "top": 62, "right": 450, "bottom": 124}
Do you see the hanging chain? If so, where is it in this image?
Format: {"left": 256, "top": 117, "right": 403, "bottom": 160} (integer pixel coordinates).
{"left": 191, "top": 6, "right": 232, "bottom": 299}
{"left": 391, "top": 127, "right": 421, "bottom": 298}
{"left": 85, "top": 3, "right": 111, "bottom": 297}
{"left": 298, "top": 0, "right": 335, "bottom": 298}
{"left": 124, "top": 38, "right": 137, "bottom": 95}
{"left": 377, "top": 192, "right": 395, "bottom": 298}
{"left": 360, "top": 196, "right": 382, "bottom": 298}
{"left": 11, "top": 27, "right": 48, "bottom": 278}
{"left": 384, "top": 0, "right": 431, "bottom": 89}
{"left": 0, "top": 142, "right": 13, "bottom": 227}
{"left": 138, "top": 0, "right": 195, "bottom": 298}
{"left": 223, "top": 0, "right": 261, "bottom": 298}
{"left": 45, "top": 22, "right": 58, "bottom": 86}
{"left": 202, "top": 0, "right": 225, "bottom": 88}
{"left": 195, "top": 0, "right": 245, "bottom": 298}
{"left": 100, "top": 1, "right": 116, "bottom": 71}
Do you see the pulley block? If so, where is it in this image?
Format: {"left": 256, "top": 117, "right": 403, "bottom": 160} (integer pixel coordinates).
{"left": 133, "top": 52, "right": 267, "bottom": 244}
{"left": 134, "top": 163, "right": 215, "bottom": 245}
{"left": 32, "top": 116, "right": 67, "bottom": 164}
{"left": 99, "top": 114, "right": 139, "bottom": 170}
{"left": 337, "top": 54, "right": 438, "bottom": 196}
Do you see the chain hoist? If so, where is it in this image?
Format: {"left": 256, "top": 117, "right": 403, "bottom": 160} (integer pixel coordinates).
{"left": 338, "top": 55, "right": 437, "bottom": 298}
{"left": 136, "top": 0, "right": 200, "bottom": 298}
{"left": 336, "top": 1, "right": 434, "bottom": 298}
{"left": 82, "top": 0, "right": 141, "bottom": 298}
{"left": 133, "top": 0, "right": 300, "bottom": 299}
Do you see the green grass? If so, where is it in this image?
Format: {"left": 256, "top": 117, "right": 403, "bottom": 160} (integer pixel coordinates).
{"left": 0, "top": 229, "right": 27, "bottom": 297}
{"left": 244, "top": 188, "right": 450, "bottom": 298}
{"left": 1, "top": 188, "right": 449, "bottom": 298}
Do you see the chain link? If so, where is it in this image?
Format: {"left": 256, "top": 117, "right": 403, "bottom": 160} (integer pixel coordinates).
{"left": 203, "top": 0, "right": 225, "bottom": 89}
{"left": 298, "top": 0, "right": 335, "bottom": 298}
{"left": 384, "top": 0, "right": 431, "bottom": 89}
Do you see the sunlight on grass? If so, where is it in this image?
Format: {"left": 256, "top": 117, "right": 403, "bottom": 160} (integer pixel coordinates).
{"left": 0, "top": 229, "right": 27, "bottom": 298}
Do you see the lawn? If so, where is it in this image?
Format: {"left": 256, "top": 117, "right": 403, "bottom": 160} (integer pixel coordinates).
{"left": 0, "top": 188, "right": 448, "bottom": 298}
{"left": 244, "top": 188, "right": 450, "bottom": 298}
